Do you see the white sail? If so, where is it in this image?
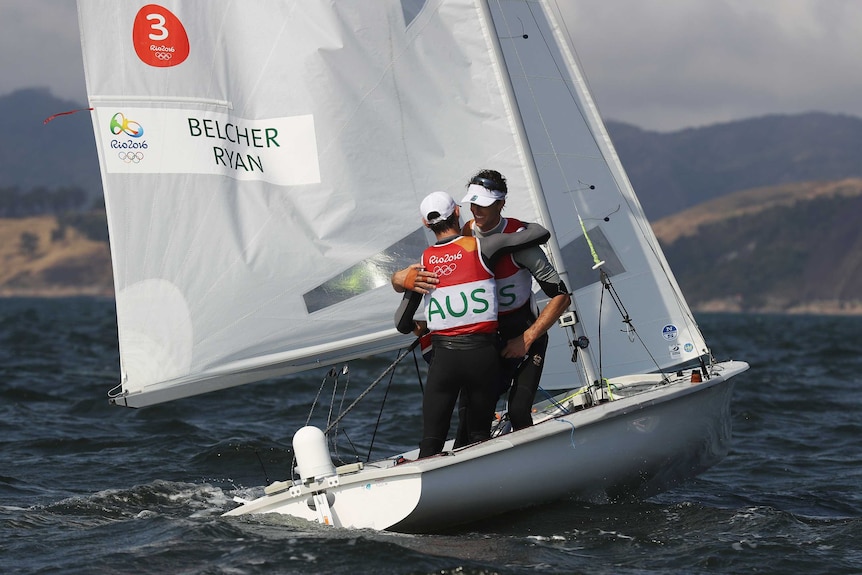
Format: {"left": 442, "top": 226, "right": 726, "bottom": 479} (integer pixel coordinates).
{"left": 76, "top": 1, "right": 539, "bottom": 406}
{"left": 79, "top": 0, "right": 706, "bottom": 407}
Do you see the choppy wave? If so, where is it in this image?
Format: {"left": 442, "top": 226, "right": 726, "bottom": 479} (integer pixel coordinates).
{"left": 2, "top": 299, "right": 862, "bottom": 574}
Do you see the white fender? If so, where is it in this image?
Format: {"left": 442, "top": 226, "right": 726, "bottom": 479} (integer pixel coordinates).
{"left": 292, "top": 426, "right": 336, "bottom": 482}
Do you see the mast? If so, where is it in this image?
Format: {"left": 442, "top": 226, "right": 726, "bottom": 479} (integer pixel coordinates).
{"left": 476, "top": 0, "right": 599, "bottom": 387}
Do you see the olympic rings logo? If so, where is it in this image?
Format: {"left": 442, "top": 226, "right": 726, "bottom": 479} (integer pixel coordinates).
{"left": 118, "top": 151, "right": 144, "bottom": 163}
{"left": 110, "top": 112, "right": 144, "bottom": 138}
{"left": 154, "top": 52, "right": 172, "bottom": 61}
{"left": 432, "top": 264, "right": 457, "bottom": 276}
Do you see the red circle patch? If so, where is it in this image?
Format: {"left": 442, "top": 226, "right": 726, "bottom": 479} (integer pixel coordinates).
{"left": 132, "top": 4, "right": 190, "bottom": 68}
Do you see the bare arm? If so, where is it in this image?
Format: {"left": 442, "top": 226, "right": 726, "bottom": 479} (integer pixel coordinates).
{"left": 501, "top": 292, "right": 571, "bottom": 358}
{"left": 391, "top": 263, "right": 439, "bottom": 294}
{"left": 502, "top": 244, "right": 570, "bottom": 358}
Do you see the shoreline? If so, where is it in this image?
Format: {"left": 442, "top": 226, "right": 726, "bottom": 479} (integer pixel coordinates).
{"left": 3, "top": 289, "right": 861, "bottom": 317}
{"left": 0, "top": 287, "right": 114, "bottom": 299}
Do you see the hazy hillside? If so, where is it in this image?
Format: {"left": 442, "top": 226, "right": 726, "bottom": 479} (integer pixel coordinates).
{"left": 0, "top": 88, "right": 100, "bottom": 195}
{"left": 4, "top": 179, "right": 860, "bottom": 314}
{"left": 654, "top": 178, "right": 862, "bottom": 314}
{"left": 3, "top": 89, "right": 862, "bottom": 313}
{"left": 607, "top": 113, "right": 862, "bottom": 219}
{"left": 4, "top": 89, "right": 862, "bottom": 222}
{"left": 0, "top": 213, "right": 112, "bottom": 297}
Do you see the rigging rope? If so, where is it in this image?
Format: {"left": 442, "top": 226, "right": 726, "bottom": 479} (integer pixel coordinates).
{"left": 330, "top": 366, "right": 351, "bottom": 462}
{"left": 323, "top": 337, "right": 421, "bottom": 435}
{"left": 599, "top": 269, "right": 667, "bottom": 379}
{"left": 306, "top": 368, "right": 338, "bottom": 427}
{"left": 366, "top": 358, "right": 399, "bottom": 461}
{"left": 292, "top": 340, "right": 419, "bottom": 474}
{"left": 410, "top": 344, "right": 426, "bottom": 395}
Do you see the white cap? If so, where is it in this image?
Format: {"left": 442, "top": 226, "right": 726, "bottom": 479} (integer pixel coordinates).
{"left": 461, "top": 183, "right": 506, "bottom": 207}
{"left": 420, "top": 191, "right": 457, "bottom": 224}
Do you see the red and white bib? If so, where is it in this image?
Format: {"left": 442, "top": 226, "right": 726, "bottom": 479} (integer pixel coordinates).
{"left": 467, "top": 218, "right": 533, "bottom": 315}
{"left": 421, "top": 236, "right": 497, "bottom": 336}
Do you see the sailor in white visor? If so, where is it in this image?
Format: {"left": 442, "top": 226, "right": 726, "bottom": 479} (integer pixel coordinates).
{"left": 458, "top": 169, "right": 571, "bottom": 434}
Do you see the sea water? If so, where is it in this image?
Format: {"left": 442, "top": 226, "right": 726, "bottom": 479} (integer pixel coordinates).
{"left": 1, "top": 298, "right": 860, "bottom": 574}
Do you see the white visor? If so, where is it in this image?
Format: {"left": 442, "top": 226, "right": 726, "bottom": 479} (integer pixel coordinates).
{"left": 461, "top": 183, "right": 505, "bottom": 207}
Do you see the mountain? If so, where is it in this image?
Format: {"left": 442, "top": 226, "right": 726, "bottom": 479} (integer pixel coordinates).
{"left": 607, "top": 113, "right": 862, "bottom": 219}
{"left": 2, "top": 88, "right": 862, "bottom": 313}
{"left": 4, "top": 179, "right": 860, "bottom": 314}
{"left": 654, "top": 178, "right": 862, "bottom": 314}
{"left": 0, "top": 213, "right": 112, "bottom": 297}
{"left": 0, "top": 88, "right": 101, "bottom": 196}
{"left": 4, "top": 88, "right": 862, "bottom": 221}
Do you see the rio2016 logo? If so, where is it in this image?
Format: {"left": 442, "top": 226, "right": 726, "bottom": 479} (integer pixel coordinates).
{"left": 427, "top": 251, "right": 463, "bottom": 265}
{"left": 110, "top": 113, "right": 144, "bottom": 138}
{"left": 110, "top": 113, "right": 148, "bottom": 161}
{"left": 132, "top": 4, "right": 190, "bottom": 68}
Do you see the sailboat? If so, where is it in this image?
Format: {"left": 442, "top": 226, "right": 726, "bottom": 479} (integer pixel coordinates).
{"left": 76, "top": 0, "right": 749, "bottom": 532}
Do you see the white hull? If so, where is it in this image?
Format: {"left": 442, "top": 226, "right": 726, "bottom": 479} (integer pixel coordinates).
{"left": 224, "top": 360, "right": 748, "bottom": 532}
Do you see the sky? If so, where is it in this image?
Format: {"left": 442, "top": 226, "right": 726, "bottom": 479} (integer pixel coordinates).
{"left": 2, "top": 0, "right": 861, "bottom": 132}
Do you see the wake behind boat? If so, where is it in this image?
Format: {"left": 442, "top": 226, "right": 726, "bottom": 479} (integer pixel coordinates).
{"left": 76, "top": 0, "right": 748, "bottom": 532}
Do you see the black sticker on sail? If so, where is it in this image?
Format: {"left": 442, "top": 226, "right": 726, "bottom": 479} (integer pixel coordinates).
{"left": 559, "top": 226, "right": 625, "bottom": 292}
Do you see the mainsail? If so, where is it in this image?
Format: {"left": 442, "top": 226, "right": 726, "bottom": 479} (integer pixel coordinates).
{"left": 78, "top": 0, "right": 707, "bottom": 408}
